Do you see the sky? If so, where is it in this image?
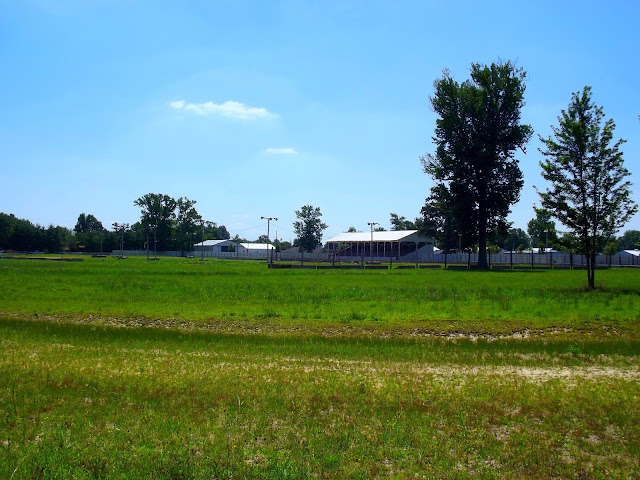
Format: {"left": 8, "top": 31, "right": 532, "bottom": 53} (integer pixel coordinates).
{"left": 1, "top": 0, "right": 639, "bottom": 243}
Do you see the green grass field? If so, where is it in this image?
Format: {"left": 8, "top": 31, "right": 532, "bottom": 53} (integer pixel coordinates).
{"left": 1, "top": 256, "right": 640, "bottom": 478}
{"left": 1, "top": 256, "right": 639, "bottom": 336}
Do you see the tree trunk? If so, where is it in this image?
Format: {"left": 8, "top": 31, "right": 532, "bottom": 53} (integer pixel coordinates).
{"left": 584, "top": 237, "right": 594, "bottom": 289}
{"left": 477, "top": 202, "right": 488, "bottom": 269}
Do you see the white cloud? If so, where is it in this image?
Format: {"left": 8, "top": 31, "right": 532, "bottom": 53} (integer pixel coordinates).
{"left": 169, "top": 99, "right": 277, "bottom": 120}
{"left": 265, "top": 147, "right": 298, "bottom": 155}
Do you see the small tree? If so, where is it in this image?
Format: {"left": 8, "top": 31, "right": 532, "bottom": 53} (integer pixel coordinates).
{"left": 537, "top": 86, "right": 638, "bottom": 289}
{"left": 293, "top": 205, "right": 328, "bottom": 261}
{"left": 527, "top": 207, "right": 558, "bottom": 251}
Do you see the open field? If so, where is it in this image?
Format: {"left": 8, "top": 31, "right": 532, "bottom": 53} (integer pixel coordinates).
{"left": 1, "top": 256, "right": 640, "bottom": 478}
{"left": 1, "top": 255, "right": 640, "bottom": 337}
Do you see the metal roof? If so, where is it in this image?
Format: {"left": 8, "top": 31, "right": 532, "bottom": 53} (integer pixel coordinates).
{"left": 618, "top": 249, "right": 640, "bottom": 257}
{"left": 240, "top": 243, "right": 275, "bottom": 250}
{"left": 326, "top": 230, "right": 424, "bottom": 243}
{"left": 195, "top": 239, "right": 229, "bottom": 246}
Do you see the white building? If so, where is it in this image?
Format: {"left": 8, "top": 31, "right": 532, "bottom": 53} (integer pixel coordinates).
{"left": 615, "top": 249, "right": 640, "bottom": 257}
{"left": 324, "top": 230, "right": 435, "bottom": 259}
{"left": 193, "top": 240, "right": 275, "bottom": 258}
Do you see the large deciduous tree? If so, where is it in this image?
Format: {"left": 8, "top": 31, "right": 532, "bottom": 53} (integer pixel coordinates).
{"left": 293, "top": 205, "right": 327, "bottom": 253}
{"left": 537, "top": 86, "right": 637, "bottom": 289}
{"left": 133, "top": 193, "right": 177, "bottom": 251}
{"left": 74, "top": 213, "right": 107, "bottom": 252}
{"left": 175, "top": 197, "right": 201, "bottom": 251}
{"left": 74, "top": 213, "right": 104, "bottom": 234}
{"left": 421, "top": 61, "right": 533, "bottom": 268}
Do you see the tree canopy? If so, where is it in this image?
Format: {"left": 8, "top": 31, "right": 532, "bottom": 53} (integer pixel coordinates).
{"left": 74, "top": 213, "right": 104, "bottom": 234}
{"left": 293, "top": 205, "right": 328, "bottom": 253}
{"left": 617, "top": 230, "right": 640, "bottom": 251}
{"left": 500, "top": 228, "right": 531, "bottom": 251}
{"left": 421, "top": 61, "right": 532, "bottom": 267}
{"left": 537, "top": 86, "right": 638, "bottom": 288}
{"left": 175, "top": 197, "right": 202, "bottom": 251}
{"left": 133, "top": 193, "right": 229, "bottom": 251}
{"left": 389, "top": 213, "right": 418, "bottom": 231}
{"left": 527, "top": 208, "right": 558, "bottom": 250}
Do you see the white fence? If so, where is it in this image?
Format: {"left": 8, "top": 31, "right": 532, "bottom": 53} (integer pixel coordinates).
{"left": 421, "top": 252, "right": 639, "bottom": 267}
{"left": 111, "top": 250, "right": 639, "bottom": 267}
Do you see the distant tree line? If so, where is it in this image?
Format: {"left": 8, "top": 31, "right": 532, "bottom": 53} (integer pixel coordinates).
{"left": 0, "top": 193, "right": 231, "bottom": 253}
{"left": 0, "top": 212, "right": 74, "bottom": 253}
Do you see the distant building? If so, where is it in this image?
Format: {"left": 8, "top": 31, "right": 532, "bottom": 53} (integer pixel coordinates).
{"left": 193, "top": 240, "right": 274, "bottom": 257}
{"left": 615, "top": 249, "right": 640, "bottom": 257}
{"left": 325, "top": 230, "right": 435, "bottom": 259}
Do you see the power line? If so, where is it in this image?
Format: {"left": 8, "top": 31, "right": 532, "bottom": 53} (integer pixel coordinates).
{"left": 271, "top": 222, "right": 296, "bottom": 235}
{"left": 231, "top": 223, "right": 267, "bottom": 233}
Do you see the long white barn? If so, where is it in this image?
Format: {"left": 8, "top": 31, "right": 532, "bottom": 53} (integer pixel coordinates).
{"left": 193, "top": 240, "right": 274, "bottom": 257}
{"left": 324, "top": 230, "right": 435, "bottom": 259}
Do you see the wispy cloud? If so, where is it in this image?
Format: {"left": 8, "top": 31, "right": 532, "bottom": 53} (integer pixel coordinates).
{"left": 265, "top": 147, "right": 298, "bottom": 155}
{"left": 169, "top": 99, "right": 277, "bottom": 120}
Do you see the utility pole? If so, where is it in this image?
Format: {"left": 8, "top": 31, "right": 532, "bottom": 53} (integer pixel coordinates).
{"left": 200, "top": 222, "right": 205, "bottom": 261}
{"left": 261, "top": 216, "right": 278, "bottom": 263}
{"left": 112, "top": 222, "right": 129, "bottom": 259}
{"left": 545, "top": 228, "right": 549, "bottom": 268}
{"left": 367, "top": 222, "right": 379, "bottom": 263}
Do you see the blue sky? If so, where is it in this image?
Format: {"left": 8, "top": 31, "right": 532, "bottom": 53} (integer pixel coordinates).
{"left": 2, "top": 0, "right": 639, "bottom": 243}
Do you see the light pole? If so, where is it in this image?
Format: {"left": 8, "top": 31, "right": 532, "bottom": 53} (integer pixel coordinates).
{"left": 544, "top": 228, "right": 549, "bottom": 257}
{"left": 261, "top": 216, "right": 278, "bottom": 263}
{"left": 200, "top": 222, "right": 205, "bottom": 261}
{"left": 112, "top": 222, "right": 129, "bottom": 259}
{"left": 367, "top": 222, "right": 379, "bottom": 263}
{"left": 545, "top": 228, "right": 550, "bottom": 267}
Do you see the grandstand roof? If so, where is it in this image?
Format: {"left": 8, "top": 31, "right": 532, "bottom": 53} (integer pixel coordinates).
{"left": 326, "top": 230, "right": 426, "bottom": 243}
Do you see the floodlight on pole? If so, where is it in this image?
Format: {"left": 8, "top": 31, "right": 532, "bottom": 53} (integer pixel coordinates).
{"left": 367, "top": 222, "right": 379, "bottom": 263}
{"left": 261, "top": 216, "right": 278, "bottom": 263}
{"left": 200, "top": 222, "right": 206, "bottom": 261}
{"left": 112, "top": 222, "right": 129, "bottom": 259}
{"left": 545, "top": 228, "right": 549, "bottom": 253}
